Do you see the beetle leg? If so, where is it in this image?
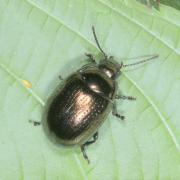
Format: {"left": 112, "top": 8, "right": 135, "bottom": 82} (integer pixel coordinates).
{"left": 81, "top": 145, "right": 90, "bottom": 164}
{"left": 112, "top": 104, "right": 125, "bottom": 120}
{"left": 115, "top": 95, "right": 136, "bottom": 101}
{"left": 85, "top": 132, "right": 98, "bottom": 145}
{"left": 81, "top": 132, "right": 98, "bottom": 163}
{"left": 85, "top": 53, "right": 96, "bottom": 63}
{"left": 29, "top": 120, "right": 41, "bottom": 126}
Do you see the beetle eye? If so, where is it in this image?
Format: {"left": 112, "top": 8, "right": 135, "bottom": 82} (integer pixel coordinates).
{"left": 112, "top": 71, "right": 120, "bottom": 79}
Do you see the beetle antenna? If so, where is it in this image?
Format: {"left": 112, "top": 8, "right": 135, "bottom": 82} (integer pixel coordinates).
{"left": 122, "top": 54, "right": 158, "bottom": 68}
{"left": 92, "top": 26, "right": 107, "bottom": 58}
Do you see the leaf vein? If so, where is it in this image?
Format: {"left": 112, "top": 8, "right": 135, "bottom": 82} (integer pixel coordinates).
{"left": 123, "top": 73, "right": 180, "bottom": 152}
{"left": 0, "top": 61, "right": 45, "bottom": 106}
{"left": 26, "top": 0, "right": 97, "bottom": 51}
{"left": 96, "top": 0, "right": 180, "bottom": 56}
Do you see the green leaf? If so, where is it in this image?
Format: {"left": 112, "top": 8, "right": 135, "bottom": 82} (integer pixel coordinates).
{"left": 0, "top": 0, "right": 180, "bottom": 179}
{"left": 160, "top": 0, "right": 180, "bottom": 11}
{"left": 136, "top": 0, "right": 160, "bottom": 10}
{"left": 137, "top": 0, "right": 180, "bottom": 11}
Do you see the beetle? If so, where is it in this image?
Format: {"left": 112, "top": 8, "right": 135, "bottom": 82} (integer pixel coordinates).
{"left": 31, "top": 26, "right": 158, "bottom": 163}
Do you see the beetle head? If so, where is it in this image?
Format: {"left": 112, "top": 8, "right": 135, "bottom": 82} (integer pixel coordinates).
{"left": 98, "top": 57, "right": 122, "bottom": 79}
{"left": 92, "top": 26, "right": 158, "bottom": 78}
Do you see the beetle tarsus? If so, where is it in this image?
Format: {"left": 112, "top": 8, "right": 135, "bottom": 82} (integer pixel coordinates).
{"left": 81, "top": 132, "right": 98, "bottom": 163}
{"left": 112, "top": 104, "right": 125, "bottom": 120}
{"left": 85, "top": 53, "right": 96, "bottom": 63}
{"left": 81, "top": 145, "right": 90, "bottom": 164}
{"left": 114, "top": 113, "right": 125, "bottom": 120}
{"left": 29, "top": 120, "right": 41, "bottom": 126}
{"left": 115, "top": 95, "right": 136, "bottom": 100}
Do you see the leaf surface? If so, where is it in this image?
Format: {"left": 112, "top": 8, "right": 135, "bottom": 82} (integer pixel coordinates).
{"left": 0, "top": 0, "right": 180, "bottom": 179}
